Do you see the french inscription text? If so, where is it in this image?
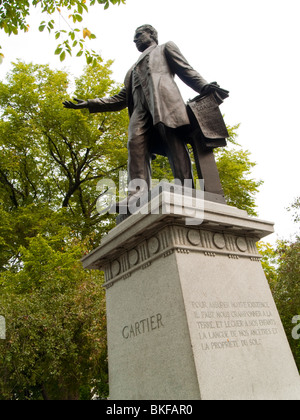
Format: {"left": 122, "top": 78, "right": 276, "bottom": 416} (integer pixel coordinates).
{"left": 191, "top": 301, "right": 279, "bottom": 351}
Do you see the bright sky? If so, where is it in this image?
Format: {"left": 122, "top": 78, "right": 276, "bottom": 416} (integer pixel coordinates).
{"left": 1, "top": 0, "right": 300, "bottom": 244}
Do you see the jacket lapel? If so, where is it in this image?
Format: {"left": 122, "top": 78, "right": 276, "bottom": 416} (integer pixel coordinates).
{"left": 124, "top": 45, "right": 157, "bottom": 115}
{"left": 135, "top": 44, "right": 157, "bottom": 67}
{"left": 124, "top": 45, "right": 157, "bottom": 92}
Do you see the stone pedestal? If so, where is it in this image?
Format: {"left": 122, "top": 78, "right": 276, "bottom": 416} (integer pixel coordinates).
{"left": 82, "top": 186, "right": 300, "bottom": 400}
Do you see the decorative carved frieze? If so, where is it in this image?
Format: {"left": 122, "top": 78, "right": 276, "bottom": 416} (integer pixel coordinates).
{"left": 103, "top": 225, "right": 261, "bottom": 288}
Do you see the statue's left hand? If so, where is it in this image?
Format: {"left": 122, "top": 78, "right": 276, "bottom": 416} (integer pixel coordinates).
{"left": 200, "top": 82, "right": 229, "bottom": 103}
{"left": 63, "top": 98, "right": 88, "bottom": 109}
{"left": 201, "top": 82, "right": 220, "bottom": 96}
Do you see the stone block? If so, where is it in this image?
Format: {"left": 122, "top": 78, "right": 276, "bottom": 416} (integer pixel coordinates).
{"left": 82, "top": 187, "right": 300, "bottom": 400}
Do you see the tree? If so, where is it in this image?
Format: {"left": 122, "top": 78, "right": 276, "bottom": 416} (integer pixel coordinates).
{"left": 0, "top": 234, "right": 108, "bottom": 400}
{"left": 214, "top": 124, "right": 263, "bottom": 216}
{"left": 258, "top": 198, "right": 300, "bottom": 371}
{"left": 0, "top": 0, "right": 126, "bottom": 64}
{"left": 257, "top": 241, "right": 278, "bottom": 287}
{"left": 0, "top": 61, "right": 128, "bottom": 399}
{"left": 272, "top": 237, "right": 300, "bottom": 371}
{"left": 267, "top": 198, "right": 300, "bottom": 371}
{"left": 0, "top": 60, "right": 129, "bottom": 264}
{"left": 287, "top": 197, "right": 300, "bottom": 224}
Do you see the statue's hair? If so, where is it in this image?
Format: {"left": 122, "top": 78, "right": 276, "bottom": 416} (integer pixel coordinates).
{"left": 135, "top": 25, "right": 159, "bottom": 44}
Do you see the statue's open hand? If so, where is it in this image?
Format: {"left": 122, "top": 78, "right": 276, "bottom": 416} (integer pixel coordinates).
{"left": 63, "top": 98, "right": 88, "bottom": 109}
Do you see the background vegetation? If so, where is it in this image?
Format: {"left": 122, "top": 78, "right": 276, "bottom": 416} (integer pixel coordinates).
{"left": 0, "top": 2, "right": 299, "bottom": 400}
{"left": 0, "top": 0, "right": 126, "bottom": 65}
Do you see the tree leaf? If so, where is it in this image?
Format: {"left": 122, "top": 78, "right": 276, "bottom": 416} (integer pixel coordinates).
{"left": 55, "top": 47, "right": 63, "bottom": 55}
{"left": 60, "top": 51, "right": 66, "bottom": 62}
{"left": 83, "top": 28, "right": 92, "bottom": 39}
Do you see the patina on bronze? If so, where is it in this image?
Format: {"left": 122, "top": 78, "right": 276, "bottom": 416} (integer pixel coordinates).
{"left": 63, "top": 24, "right": 229, "bottom": 210}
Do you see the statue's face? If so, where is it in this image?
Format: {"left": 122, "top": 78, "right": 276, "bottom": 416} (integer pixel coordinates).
{"left": 134, "top": 29, "right": 154, "bottom": 52}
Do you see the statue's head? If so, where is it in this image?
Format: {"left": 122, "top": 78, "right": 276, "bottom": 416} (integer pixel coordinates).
{"left": 134, "top": 25, "right": 159, "bottom": 52}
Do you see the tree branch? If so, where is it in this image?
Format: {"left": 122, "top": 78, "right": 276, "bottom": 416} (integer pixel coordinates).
{"left": 0, "top": 168, "right": 20, "bottom": 208}
{"left": 46, "top": 133, "right": 73, "bottom": 182}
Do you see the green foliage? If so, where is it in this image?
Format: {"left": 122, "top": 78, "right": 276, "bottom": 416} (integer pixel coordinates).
{"left": 0, "top": 61, "right": 129, "bottom": 399}
{"left": 271, "top": 238, "right": 300, "bottom": 371}
{"left": 257, "top": 241, "right": 279, "bottom": 286}
{"left": 0, "top": 60, "right": 128, "bottom": 250}
{"left": 262, "top": 199, "right": 300, "bottom": 371}
{"left": 287, "top": 197, "right": 300, "bottom": 224}
{"left": 151, "top": 155, "right": 174, "bottom": 184}
{"left": 0, "top": 0, "right": 126, "bottom": 65}
{"left": 215, "top": 124, "right": 263, "bottom": 216}
{"left": 0, "top": 235, "right": 108, "bottom": 400}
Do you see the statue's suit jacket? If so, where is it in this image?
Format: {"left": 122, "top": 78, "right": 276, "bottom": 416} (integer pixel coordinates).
{"left": 87, "top": 42, "right": 208, "bottom": 130}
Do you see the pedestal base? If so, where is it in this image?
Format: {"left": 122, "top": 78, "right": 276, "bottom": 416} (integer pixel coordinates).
{"left": 82, "top": 186, "right": 300, "bottom": 400}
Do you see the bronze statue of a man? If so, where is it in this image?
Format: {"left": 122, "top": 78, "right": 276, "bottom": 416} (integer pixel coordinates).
{"left": 64, "top": 25, "right": 224, "bottom": 207}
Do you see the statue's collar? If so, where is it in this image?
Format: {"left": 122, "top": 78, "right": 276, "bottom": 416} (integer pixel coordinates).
{"left": 135, "top": 44, "right": 157, "bottom": 66}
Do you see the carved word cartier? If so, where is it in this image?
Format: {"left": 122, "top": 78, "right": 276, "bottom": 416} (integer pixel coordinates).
{"left": 122, "top": 314, "right": 164, "bottom": 340}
